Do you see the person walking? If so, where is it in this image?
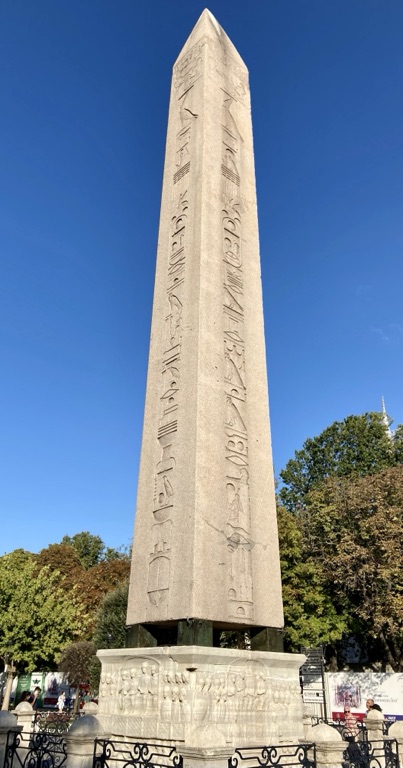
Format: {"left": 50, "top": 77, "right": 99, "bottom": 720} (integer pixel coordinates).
{"left": 57, "top": 691, "right": 66, "bottom": 713}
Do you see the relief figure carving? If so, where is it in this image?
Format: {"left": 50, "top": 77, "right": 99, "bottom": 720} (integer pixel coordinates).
{"left": 228, "top": 542, "right": 253, "bottom": 608}
{"left": 147, "top": 554, "right": 170, "bottom": 606}
{"left": 226, "top": 481, "right": 249, "bottom": 530}
{"left": 168, "top": 294, "right": 182, "bottom": 345}
{"left": 155, "top": 474, "right": 174, "bottom": 510}
{"left": 222, "top": 95, "right": 240, "bottom": 138}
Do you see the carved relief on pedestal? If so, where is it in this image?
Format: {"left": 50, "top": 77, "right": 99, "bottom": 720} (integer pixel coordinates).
{"left": 98, "top": 651, "right": 304, "bottom": 744}
{"left": 115, "top": 660, "right": 160, "bottom": 716}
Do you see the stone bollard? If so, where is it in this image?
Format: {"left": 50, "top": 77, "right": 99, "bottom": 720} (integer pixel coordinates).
{"left": 303, "top": 721, "right": 345, "bottom": 768}
{"left": 0, "top": 712, "right": 21, "bottom": 768}
{"left": 385, "top": 721, "right": 403, "bottom": 768}
{"left": 83, "top": 702, "right": 98, "bottom": 716}
{"left": 365, "top": 710, "right": 385, "bottom": 768}
{"left": 179, "top": 726, "right": 233, "bottom": 768}
{"left": 179, "top": 746, "right": 235, "bottom": 768}
{"left": 13, "top": 702, "right": 34, "bottom": 734}
{"left": 388, "top": 719, "right": 403, "bottom": 749}
{"left": 365, "top": 710, "right": 384, "bottom": 741}
{"left": 65, "top": 714, "right": 104, "bottom": 768}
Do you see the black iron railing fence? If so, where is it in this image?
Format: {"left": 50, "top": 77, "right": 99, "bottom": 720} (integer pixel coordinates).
{"left": 342, "top": 738, "right": 399, "bottom": 768}
{"left": 229, "top": 744, "right": 317, "bottom": 768}
{"left": 311, "top": 717, "right": 393, "bottom": 737}
{"left": 33, "top": 710, "right": 80, "bottom": 734}
{"left": 3, "top": 729, "right": 67, "bottom": 768}
{"left": 93, "top": 739, "right": 183, "bottom": 768}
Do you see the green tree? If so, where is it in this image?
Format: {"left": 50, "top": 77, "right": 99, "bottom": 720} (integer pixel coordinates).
{"left": 277, "top": 505, "right": 347, "bottom": 651}
{"left": 58, "top": 641, "right": 96, "bottom": 713}
{"left": 36, "top": 543, "right": 84, "bottom": 591}
{"left": 306, "top": 466, "right": 403, "bottom": 670}
{"left": 36, "top": 540, "right": 130, "bottom": 640}
{"left": 0, "top": 552, "right": 89, "bottom": 671}
{"left": 279, "top": 412, "right": 399, "bottom": 512}
{"left": 60, "top": 532, "right": 129, "bottom": 569}
{"left": 394, "top": 424, "right": 403, "bottom": 464}
{"left": 60, "top": 532, "right": 106, "bottom": 569}
{"left": 73, "top": 559, "right": 130, "bottom": 634}
{"left": 90, "top": 582, "right": 129, "bottom": 691}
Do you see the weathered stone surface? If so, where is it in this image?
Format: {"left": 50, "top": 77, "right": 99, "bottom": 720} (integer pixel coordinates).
{"left": 97, "top": 646, "right": 304, "bottom": 745}
{"left": 126, "top": 7, "right": 283, "bottom": 632}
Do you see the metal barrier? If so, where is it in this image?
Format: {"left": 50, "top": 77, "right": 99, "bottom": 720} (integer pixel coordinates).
{"left": 33, "top": 710, "right": 79, "bottom": 734}
{"left": 93, "top": 739, "right": 183, "bottom": 768}
{"left": 3, "top": 729, "right": 67, "bottom": 768}
{"left": 343, "top": 738, "right": 399, "bottom": 768}
{"left": 229, "top": 744, "right": 317, "bottom": 768}
{"left": 311, "top": 718, "right": 393, "bottom": 737}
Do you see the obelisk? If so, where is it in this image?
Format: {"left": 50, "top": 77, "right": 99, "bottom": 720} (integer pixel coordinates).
{"left": 97, "top": 10, "right": 304, "bottom": 746}
{"left": 126, "top": 8, "right": 283, "bottom": 645}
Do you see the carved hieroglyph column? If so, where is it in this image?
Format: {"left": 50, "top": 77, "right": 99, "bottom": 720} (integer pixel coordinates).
{"left": 127, "top": 9, "right": 283, "bottom": 636}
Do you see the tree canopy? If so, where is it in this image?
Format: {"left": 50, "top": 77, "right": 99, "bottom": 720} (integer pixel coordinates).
{"left": 305, "top": 467, "right": 403, "bottom": 670}
{"left": 277, "top": 410, "right": 403, "bottom": 670}
{"left": 279, "top": 412, "right": 400, "bottom": 512}
{"left": 277, "top": 505, "right": 348, "bottom": 651}
{"left": 60, "top": 531, "right": 128, "bottom": 570}
{"left": 58, "top": 641, "right": 96, "bottom": 713}
{"left": 0, "top": 551, "right": 87, "bottom": 671}
{"left": 0, "top": 532, "right": 130, "bottom": 674}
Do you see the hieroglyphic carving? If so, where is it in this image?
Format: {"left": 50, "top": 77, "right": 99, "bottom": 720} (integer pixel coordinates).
{"left": 220, "top": 87, "right": 254, "bottom": 623}
{"left": 173, "top": 37, "right": 208, "bottom": 97}
{"left": 174, "top": 89, "right": 198, "bottom": 185}
{"left": 210, "top": 38, "right": 249, "bottom": 106}
{"left": 146, "top": 75, "right": 198, "bottom": 612}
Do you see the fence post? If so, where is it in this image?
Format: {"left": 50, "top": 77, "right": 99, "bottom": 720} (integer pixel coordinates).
{"left": 64, "top": 714, "right": 104, "bottom": 768}
{"left": 178, "top": 726, "right": 233, "bottom": 768}
{"left": 180, "top": 746, "right": 234, "bottom": 768}
{"left": 13, "top": 703, "right": 34, "bottom": 735}
{"left": 388, "top": 722, "right": 403, "bottom": 764}
{"left": 0, "top": 713, "right": 21, "bottom": 768}
{"left": 303, "top": 721, "right": 345, "bottom": 768}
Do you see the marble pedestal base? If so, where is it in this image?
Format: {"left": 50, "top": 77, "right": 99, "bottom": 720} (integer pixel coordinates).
{"left": 97, "top": 646, "right": 305, "bottom": 746}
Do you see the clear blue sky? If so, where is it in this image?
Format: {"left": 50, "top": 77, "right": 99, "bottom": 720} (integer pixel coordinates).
{"left": 1, "top": 0, "right": 402, "bottom": 556}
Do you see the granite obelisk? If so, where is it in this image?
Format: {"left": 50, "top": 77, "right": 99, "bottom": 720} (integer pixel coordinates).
{"left": 126, "top": 9, "right": 283, "bottom": 645}
{"left": 97, "top": 10, "right": 305, "bottom": 747}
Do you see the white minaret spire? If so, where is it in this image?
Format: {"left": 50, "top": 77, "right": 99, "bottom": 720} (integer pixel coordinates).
{"left": 381, "top": 396, "right": 393, "bottom": 440}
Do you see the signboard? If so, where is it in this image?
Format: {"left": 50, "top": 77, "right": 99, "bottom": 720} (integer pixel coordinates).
{"left": 14, "top": 672, "right": 45, "bottom": 706}
{"left": 327, "top": 672, "right": 403, "bottom": 721}
{"left": 300, "top": 647, "right": 325, "bottom": 705}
